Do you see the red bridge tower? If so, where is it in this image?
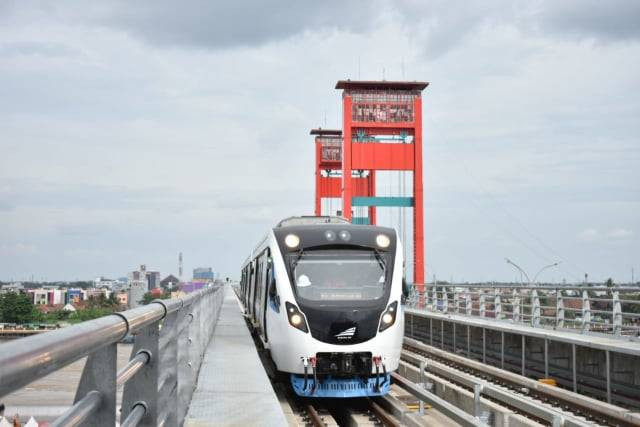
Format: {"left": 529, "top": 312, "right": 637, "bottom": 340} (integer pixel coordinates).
{"left": 335, "top": 80, "right": 428, "bottom": 288}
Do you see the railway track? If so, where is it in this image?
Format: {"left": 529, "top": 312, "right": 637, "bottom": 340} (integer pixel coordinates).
{"left": 402, "top": 337, "right": 640, "bottom": 427}
{"left": 251, "top": 315, "right": 639, "bottom": 426}
{"left": 287, "top": 395, "right": 402, "bottom": 426}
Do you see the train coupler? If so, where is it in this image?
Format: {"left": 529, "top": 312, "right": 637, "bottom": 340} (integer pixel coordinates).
{"left": 300, "top": 357, "right": 317, "bottom": 395}
{"left": 372, "top": 356, "right": 387, "bottom": 391}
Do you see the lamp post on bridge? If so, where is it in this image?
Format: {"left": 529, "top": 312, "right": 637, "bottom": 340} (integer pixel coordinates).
{"left": 505, "top": 258, "right": 560, "bottom": 286}
{"left": 533, "top": 262, "right": 561, "bottom": 285}
{"left": 506, "top": 258, "right": 531, "bottom": 285}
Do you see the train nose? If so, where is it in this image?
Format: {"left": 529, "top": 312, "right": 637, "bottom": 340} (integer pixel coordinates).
{"left": 303, "top": 306, "right": 384, "bottom": 344}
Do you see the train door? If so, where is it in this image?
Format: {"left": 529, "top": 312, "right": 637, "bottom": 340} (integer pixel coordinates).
{"left": 254, "top": 250, "right": 269, "bottom": 341}
{"left": 240, "top": 269, "right": 245, "bottom": 304}
{"left": 251, "top": 259, "right": 261, "bottom": 325}
{"left": 247, "top": 260, "right": 256, "bottom": 318}
{"left": 244, "top": 267, "right": 250, "bottom": 307}
{"left": 261, "top": 249, "right": 272, "bottom": 342}
{"left": 243, "top": 268, "right": 249, "bottom": 307}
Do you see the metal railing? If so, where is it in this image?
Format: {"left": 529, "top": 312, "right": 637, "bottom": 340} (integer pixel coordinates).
{"left": 407, "top": 284, "right": 640, "bottom": 338}
{"left": 0, "top": 284, "right": 225, "bottom": 426}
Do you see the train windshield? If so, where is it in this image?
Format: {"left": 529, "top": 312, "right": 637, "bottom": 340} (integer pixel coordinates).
{"left": 289, "top": 249, "right": 388, "bottom": 301}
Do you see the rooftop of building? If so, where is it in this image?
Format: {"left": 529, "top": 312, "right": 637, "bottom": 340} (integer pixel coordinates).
{"left": 309, "top": 128, "right": 342, "bottom": 136}
{"left": 335, "top": 79, "right": 429, "bottom": 91}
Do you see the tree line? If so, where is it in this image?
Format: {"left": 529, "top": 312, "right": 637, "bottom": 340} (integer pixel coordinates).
{"left": 0, "top": 292, "right": 121, "bottom": 325}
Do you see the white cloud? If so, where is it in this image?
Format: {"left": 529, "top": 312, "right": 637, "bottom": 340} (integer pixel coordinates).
{"left": 0, "top": 243, "right": 38, "bottom": 256}
{"left": 0, "top": 2, "right": 639, "bottom": 282}
{"left": 578, "top": 228, "right": 600, "bottom": 242}
{"left": 607, "top": 228, "right": 634, "bottom": 239}
{"left": 578, "top": 228, "right": 634, "bottom": 242}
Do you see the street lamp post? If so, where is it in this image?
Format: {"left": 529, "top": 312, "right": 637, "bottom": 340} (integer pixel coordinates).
{"left": 505, "top": 258, "right": 531, "bottom": 285}
{"left": 533, "top": 262, "right": 561, "bottom": 285}
{"left": 505, "top": 258, "right": 560, "bottom": 286}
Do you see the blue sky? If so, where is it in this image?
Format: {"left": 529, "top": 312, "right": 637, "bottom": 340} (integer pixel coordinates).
{"left": 0, "top": 1, "right": 638, "bottom": 283}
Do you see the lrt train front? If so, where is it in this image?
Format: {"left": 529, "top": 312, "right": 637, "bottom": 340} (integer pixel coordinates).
{"left": 270, "top": 222, "right": 407, "bottom": 398}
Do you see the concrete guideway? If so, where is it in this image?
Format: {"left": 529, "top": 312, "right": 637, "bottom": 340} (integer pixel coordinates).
{"left": 185, "top": 286, "right": 287, "bottom": 426}
{"left": 405, "top": 308, "right": 640, "bottom": 409}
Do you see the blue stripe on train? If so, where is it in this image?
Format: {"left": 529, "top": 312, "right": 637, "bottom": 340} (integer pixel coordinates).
{"left": 290, "top": 374, "right": 391, "bottom": 398}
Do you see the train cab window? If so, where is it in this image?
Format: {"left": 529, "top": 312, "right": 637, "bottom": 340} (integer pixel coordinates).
{"left": 290, "top": 249, "right": 388, "bottom": 301}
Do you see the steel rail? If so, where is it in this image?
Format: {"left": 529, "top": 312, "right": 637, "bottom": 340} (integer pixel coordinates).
{"left": 0, "top": 284, "right": 224, "bottom": 427}
{"left": 50, "top": 390, "right": 102, "bottom": 427}
{"left": 117, "top": 350, "right": 151, "bottom": 386}
{"left": 368, "top": 399, "right": 402, "bottom": 427}
{"left": 404, "top": 337, "right": 640, "bottom": 426}
{"left": 305, "top": 404, "right": 325, "bottom": 427}
{"left": 121, "top": 402, "right": 147, "bottom": 427}
{"left": 0, "top": 290, "right": 207, "bottom": 398}
{"left": 0, "top": 314, "right": 128, "bottom": 396}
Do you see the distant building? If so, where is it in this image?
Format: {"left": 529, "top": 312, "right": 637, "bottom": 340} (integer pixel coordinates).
{"left": 160, "top": 274, "right": 180, "bottom": 290}
{"left": 128, "top": 265, "right": 161, "bottom": 291}
{"left": 86, "top": 288, "right": 110, "bottom": 300}
{"left": 146, "top": 271, "right": 161, "bottom": 290}
{"left": 93, "top": 277, "right": 118, "bottom": 289}
{"left": 116, "top": 291, "right": 128, "bottom": 307}
{"left": 66, "top": 289, "right": 85, "bottom": 304}
{"left": 111, "top": 278, "right": 128, "bottom": 293}
{"left": 29, "top": 289, "right": 48, "bottom": 305}
{"left": 193, "top": 267, "right": 215, "bottom": 282}
{"left": 128, "top": 281, "right": 147, "bottom": 309}
{"left": 26, "top": 288, "right": 67, "bottom": 306}
{"left": 0, "top": 282, "right": 25, "bottom": 294}
{"left": 181, "top": 282, "right": 207, "bottom": 293}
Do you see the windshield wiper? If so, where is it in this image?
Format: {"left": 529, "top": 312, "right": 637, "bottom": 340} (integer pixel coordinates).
{"left": 373, "top": 249, "right": 386, "bottom": 270}
{"left": 291, "top": 248, "right": 305, "bottom": 269}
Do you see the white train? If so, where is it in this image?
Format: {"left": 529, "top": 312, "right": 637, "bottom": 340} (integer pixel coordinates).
{"left": 239, "top": 216, "right": 408, "bottom": 398}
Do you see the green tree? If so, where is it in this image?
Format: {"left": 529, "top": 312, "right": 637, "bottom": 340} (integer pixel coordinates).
{"left": 605, "top": 278, "right": 614, "bottom": 288}
{"left": 140, "top": 290, "right": 171, "bottom": 305}
{"left": 67, "top": 307, "right": 113, "bottom": 323}
{"left": 0, "top": 292, "right": 37, "bottom": 324}
{"left": 108, "top": 292, "right": 118, "bottom": 307}
{"left": 622, "top": 293, "right": 640, "bottom": 314}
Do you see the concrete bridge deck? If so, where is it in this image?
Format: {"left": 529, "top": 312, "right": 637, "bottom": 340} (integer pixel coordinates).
{"left": 185, "top": 286, "right": 287, "bottom": 426}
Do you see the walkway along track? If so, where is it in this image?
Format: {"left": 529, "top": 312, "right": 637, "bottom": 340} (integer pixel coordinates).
{"left": 402, "top": 337, "right": 640, "bottom": 426}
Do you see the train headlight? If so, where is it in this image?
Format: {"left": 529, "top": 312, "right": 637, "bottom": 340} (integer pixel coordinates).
{"left": 290, "top": 313, "right": 302, "bottom": 326}
{"left": 286, "top": 302, "right": 308, "bottom": 333}
{"left": 376, "top": 234, "right": 390, "bottom": 249}
{"left": 285, "top": 234, "right": 300, "bottom": 248}
{"left": 379, "top": 301, "right": 398, "bottom": 332}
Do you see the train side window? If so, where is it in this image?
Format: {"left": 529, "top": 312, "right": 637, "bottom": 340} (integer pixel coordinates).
{"left": 267, "top": 256, "right": 280, "bottom": 311}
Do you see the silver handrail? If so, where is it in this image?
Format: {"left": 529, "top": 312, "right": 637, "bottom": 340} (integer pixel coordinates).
{"left": 0, "top": 284, "right": 225, "bottom": 426}
{"left": 408, "top": 284, "right": 640, "bottom": 338}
